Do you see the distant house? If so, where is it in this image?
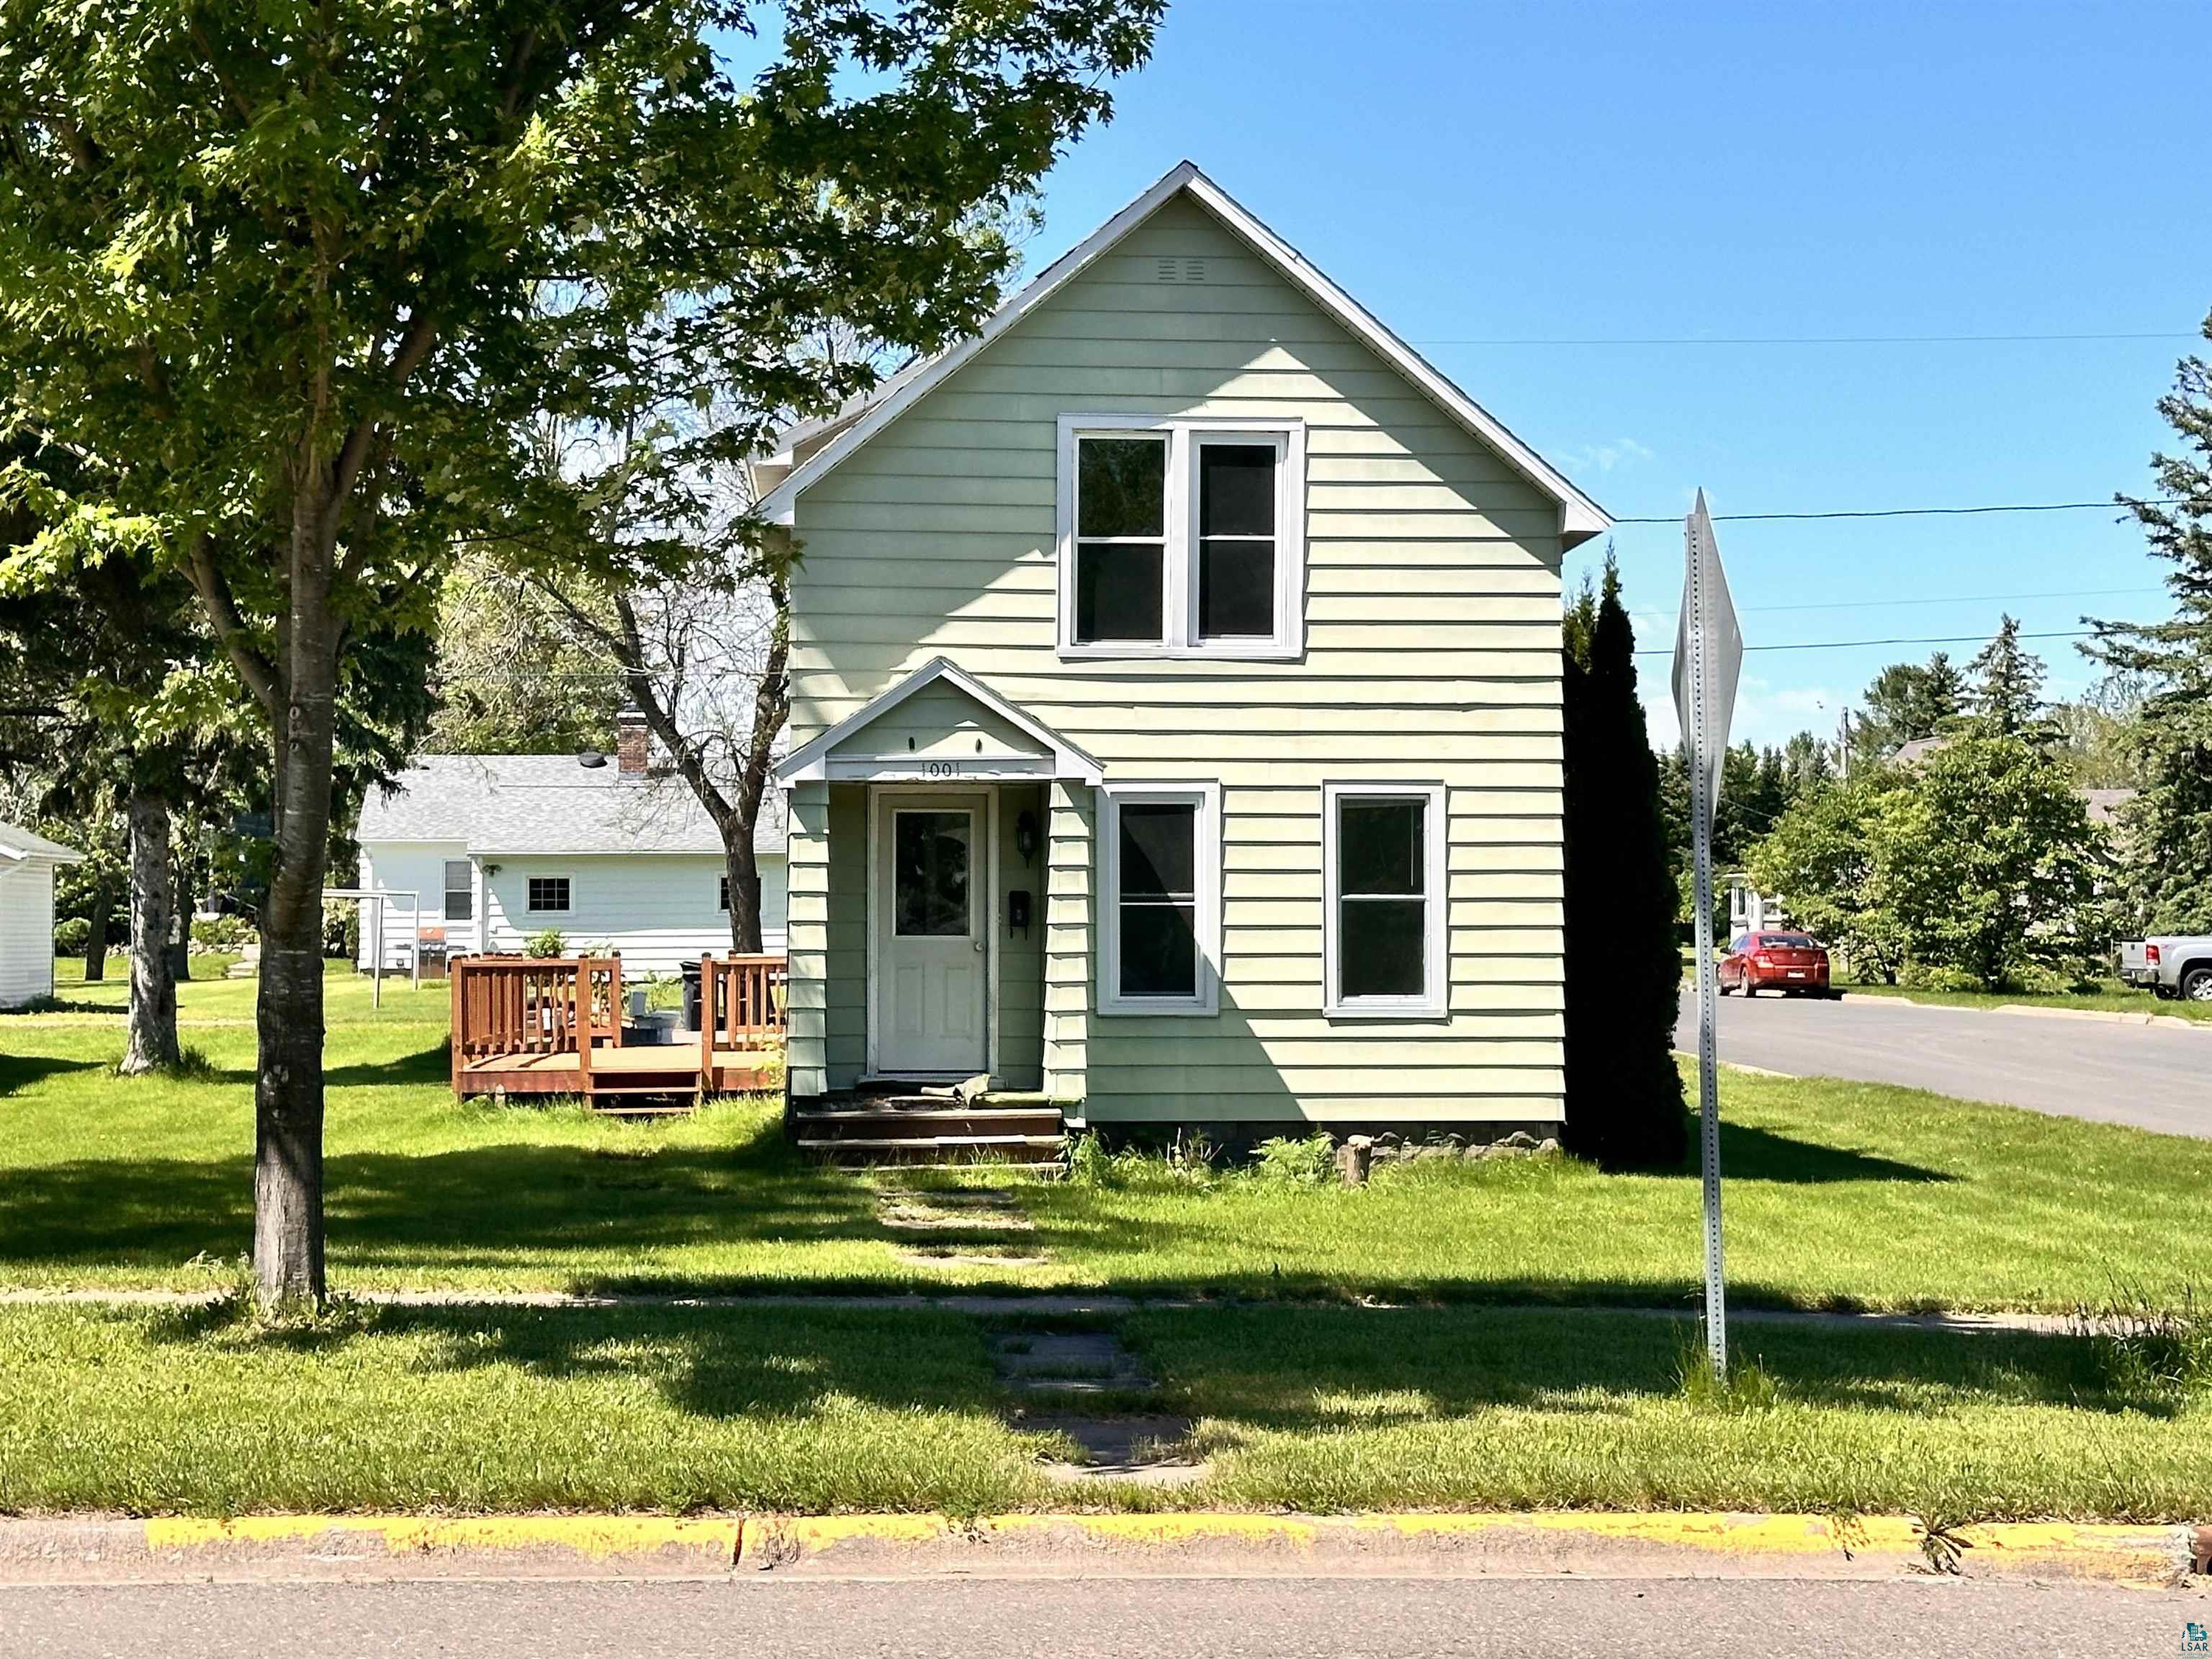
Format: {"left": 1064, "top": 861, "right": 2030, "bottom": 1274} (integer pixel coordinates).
{"left": 354, "top": 715, "right": 788, "bottom": 976}
{"left": 0, "top": 819, "right": 83, "bottom": 1009}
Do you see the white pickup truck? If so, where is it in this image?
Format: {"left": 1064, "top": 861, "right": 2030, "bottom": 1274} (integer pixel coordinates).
{"left": 2117, "top": 935, "right": 2212, "bottom": 1002}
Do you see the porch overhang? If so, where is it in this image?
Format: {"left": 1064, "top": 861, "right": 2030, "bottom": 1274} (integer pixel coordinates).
{"left": 773, "top": 656, "right": 1105, "bottom": 786}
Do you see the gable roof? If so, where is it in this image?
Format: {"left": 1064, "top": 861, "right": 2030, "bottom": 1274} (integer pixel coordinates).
{"left": 356, "top": 755, "right": 786, "bottom": 858}
{"left": 774, "top": 657, "right": 1104, "bottom": 784}
{"left": 0, "top": 820, "right": 82, "bottom": 864}
{"left": 752, "top": 161, "right": 1609, "bottom": 547}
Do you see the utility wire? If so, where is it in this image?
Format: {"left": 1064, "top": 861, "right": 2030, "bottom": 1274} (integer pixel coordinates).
{"left": 1611, "top": 498, "right": 2176, "bottom": 525}
{"left": 1413, "top": 330, "right": 2201, "bottom": 347}
{"left": 1634, "top": 627, "right": 2095, "bottom": 658}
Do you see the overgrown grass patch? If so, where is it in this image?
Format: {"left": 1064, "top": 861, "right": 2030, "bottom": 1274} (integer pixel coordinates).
{"left": 1123, "top": 1305, "right": 2212, "bottom": 1522}
{"left": 0, "top": 1301, "right": 1053, "bottom": 1516}
{"left": 3, "top": 1300, "right": 2205, "bottom": 1521}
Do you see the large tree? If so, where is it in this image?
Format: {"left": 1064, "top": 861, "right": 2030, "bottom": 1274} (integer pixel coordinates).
{"left": 1966, "top": 613, "right": 2048, "bottom": 737}
{"left": 1561, "top": 557, "right": 1687, "bottom": 1170}
{"left": 1850, "top": 652, "right": 1966, "bottom": 765}
{"left": 2087, "top": 311, "right": 2212, "bottom": 933}
{"left": 0, "top": 0, "right": 1160, "bottom": 1308}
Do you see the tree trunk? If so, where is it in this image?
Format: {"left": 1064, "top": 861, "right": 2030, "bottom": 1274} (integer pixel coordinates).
{"left": 723, "top": 827, "right": 764, "bottom": 954}
{"left": 170, "top": 836, "right": 196, "bottom": 983}
{"left": 81, "top": 874, "right": 114, "bottom": 981}
{"left": 120, "top": 790, "right": 181, "bottom": 1074}
{"left": 253, "top": 508, "right": 338, "bottom": 1312}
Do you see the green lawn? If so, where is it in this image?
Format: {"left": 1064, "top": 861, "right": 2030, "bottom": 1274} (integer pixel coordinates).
{"left": 5, "top": 961, "right": 2208, "bottom": 1523}
{"left": 3, "top": 961, "right": 2208, "bottom": 1312}
{"left": 0, "top": 1299, "right": 2202, "bottom": 1521}
{"left": 1842, "top": 979, "right": 2212, "bottom": 1022}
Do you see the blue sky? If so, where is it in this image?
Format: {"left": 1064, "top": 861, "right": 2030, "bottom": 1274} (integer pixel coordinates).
{"left": 1014, "top": 0, "right": 2212, "bottom": 748}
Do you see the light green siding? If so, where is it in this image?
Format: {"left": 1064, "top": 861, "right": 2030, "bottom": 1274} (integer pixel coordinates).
{"left": 824, "top": 783, "right": 868, "bottom": 1091}
{"left": 997, "top": 781, "right": 1046, "bottom": 1092}
{"left": 788, "top": 193, "right": 1568, "bottom": 1127}
{"left": 827, "top": 679, "right": 1048, "bottom": 766}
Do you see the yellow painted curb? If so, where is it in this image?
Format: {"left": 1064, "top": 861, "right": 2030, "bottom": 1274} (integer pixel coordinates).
{"left": 145, "top": 1515, "right": 739, "bottom": 1564}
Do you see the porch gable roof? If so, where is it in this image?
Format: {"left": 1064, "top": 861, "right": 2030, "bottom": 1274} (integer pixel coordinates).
{"left": 773, "top": 657, "right": 1105, "bottom": 786}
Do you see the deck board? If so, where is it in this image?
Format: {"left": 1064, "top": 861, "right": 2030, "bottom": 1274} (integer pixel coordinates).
{"left": 457, "top": 1043, "right": 778, "bottom": 1098}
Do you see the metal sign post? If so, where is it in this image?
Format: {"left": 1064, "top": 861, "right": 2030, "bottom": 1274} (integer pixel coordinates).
{"left": 1671, "top": 490, "right": 1743, "bottom": 1381}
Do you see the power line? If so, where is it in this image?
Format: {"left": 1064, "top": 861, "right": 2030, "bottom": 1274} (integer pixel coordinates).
{"left": 1634, "top": 627, "right": 2095, "bottom": 658}
{"left": 1413, "top": 330, "right": 2201, "bottom": 347}
{"left": 1611, "top": 498, "right": 2175, "bottom": 526}
{"left": 1639, "top": 583, "right": 2162, "bottom": 621}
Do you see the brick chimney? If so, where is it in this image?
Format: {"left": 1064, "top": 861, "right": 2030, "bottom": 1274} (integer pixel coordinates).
{"left": 615, "top": 708, "right": 651, "bottom": 777}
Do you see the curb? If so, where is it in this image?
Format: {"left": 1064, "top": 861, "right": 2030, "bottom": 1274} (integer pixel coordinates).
{"left": 0, "top": 1513, "right": 2198, "bottom": 1588}
{"left": 1861, "top": 994, "right": 2207, "bottom": 1033}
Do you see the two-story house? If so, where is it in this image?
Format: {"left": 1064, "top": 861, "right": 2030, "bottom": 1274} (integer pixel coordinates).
{"left": 757, "top": 162, "right": 1608, "bottom": 1145}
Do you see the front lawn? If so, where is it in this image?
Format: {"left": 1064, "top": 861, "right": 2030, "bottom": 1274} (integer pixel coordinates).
{"left": 1841, "top": 978, "right": 2212, "bottom": 1022}
{"left": 1, "top": 1299, "right": 2203, "bottom": 1521}
{"left": 3, "top": 963, "right": 2208, "bottom": 1312}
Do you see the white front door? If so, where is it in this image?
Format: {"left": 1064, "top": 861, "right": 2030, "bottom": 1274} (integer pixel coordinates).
{"left": 876, "top": 792, "right": 987, "bottom": 1076}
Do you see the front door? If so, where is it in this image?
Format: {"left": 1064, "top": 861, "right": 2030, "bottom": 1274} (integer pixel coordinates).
{"left": 876, "top": 792, "right": 986, "bottom": 1076}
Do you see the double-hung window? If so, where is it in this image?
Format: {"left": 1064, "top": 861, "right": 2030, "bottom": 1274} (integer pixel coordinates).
{"left": 442, "top": 860, "right": 473, "bottom": 923}
{"left": 1097, "top": 782, "right": 1221, "bottom": 1015}
{"left": 1058, "top": 416, "right": 1303, "bottom": 658}
{"left": 1323, "top": 782, "right": 1447, "bottom": 1017}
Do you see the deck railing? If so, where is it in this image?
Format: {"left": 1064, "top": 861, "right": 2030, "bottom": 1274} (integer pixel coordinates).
{"left": 700, "top": 953, "right": 788, "bottom": 1065}
{"left": 449, "top": 956, "right": 623, "bottom": 1086}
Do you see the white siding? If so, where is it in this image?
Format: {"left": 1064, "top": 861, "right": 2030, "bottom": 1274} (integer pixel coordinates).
{"left": 357, "top": 840, "right": 474, "bottom": 968}
{"left": 479, "top": 853, "right": 789, "bottom": 977}
{"left": 0, "top": 858, "right": 59, "bottom": 1010}
{"left": 788, "top": 194, "right": 1567, "bottom": 1128}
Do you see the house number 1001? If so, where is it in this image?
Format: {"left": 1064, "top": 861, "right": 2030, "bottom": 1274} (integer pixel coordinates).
{"left": 923, "top": 760, "right": 961, "bottom": 777}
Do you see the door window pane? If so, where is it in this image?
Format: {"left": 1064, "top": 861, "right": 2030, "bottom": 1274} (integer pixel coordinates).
{"left": 894, "top": 811, "right": 971, "bottom": 937}
{"left": 1337, "top": 795, "right": 1429, "bottom": 1001}
{"left": 1075, "top": 436, "right": 1168, "bottom": 643}
{"left": 443, "top": 860, "right": 472, "bottom": 922}
{"left": 1198, "top": 444, "right": 1276, "bottom": 639}
{"left": 1118, "top": 803, "right": 1197, "bottom": 998}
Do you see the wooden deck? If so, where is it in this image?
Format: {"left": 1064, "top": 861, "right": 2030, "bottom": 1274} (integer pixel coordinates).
{"left": 449, "top": 953, "right": 785, "bottom": 1110}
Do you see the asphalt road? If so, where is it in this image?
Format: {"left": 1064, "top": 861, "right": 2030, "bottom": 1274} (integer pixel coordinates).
{"left": 6, "top": 1575, "right": 2200, "bottom": 1659}
{"left": 1676, "top": 984, "right": 2211, "bottom": 1138}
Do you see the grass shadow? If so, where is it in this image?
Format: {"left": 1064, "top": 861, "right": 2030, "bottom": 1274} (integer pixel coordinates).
{"left": 1712, "top": 1120, "right": 1954, "bottom": 1184}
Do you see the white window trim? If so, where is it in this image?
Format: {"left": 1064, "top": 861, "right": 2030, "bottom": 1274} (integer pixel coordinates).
{"left": 526, "top": 876, "right": 572, "bottom": 915}
{"left": 1056, "top": 414, "right": 1305, "bottom": 661}
{"left": 1323, "top": 781, "right": 1449, "bottom": 1020}
{"left": 1096, "top": 780, "right": 1222, "bottom": 1017}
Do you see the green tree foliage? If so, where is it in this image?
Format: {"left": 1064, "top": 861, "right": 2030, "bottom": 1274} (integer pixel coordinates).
{"left": 1966, "top": 614, "right": 2049, "bottom": 737}
{"left": 1850, "top": 652, "right": 1966, "bottom": 765}
{"left": 2086, "top": 313, "right": 2212, "bottom": 933}
{"left": 1750, "top": 732, "right": 2108, "bottom": 990}
{"left": 1561, "top": 557, "right": 1687, "bottom": 1170}
{"left": 2049, "top": 670, "right": 2146, "bottom": 791}
{"left": 0, "top": 0, "right": 1160, "bottom": 1307}
{"left": 425, "top": 551, "right": 625, "bottom": 755}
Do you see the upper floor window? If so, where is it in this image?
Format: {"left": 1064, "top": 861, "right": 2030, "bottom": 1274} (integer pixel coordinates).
{"left": 1057, "top": 415, "right": 1304, "bottom": 660}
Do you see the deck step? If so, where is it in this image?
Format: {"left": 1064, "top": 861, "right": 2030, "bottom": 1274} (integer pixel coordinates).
{"left": 796, "top": 1109, "right": 1062, "bottom": 1138}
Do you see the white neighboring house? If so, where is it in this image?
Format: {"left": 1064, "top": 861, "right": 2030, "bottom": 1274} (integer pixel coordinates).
{"left": 354, "top": 721, "right": 788, "bottom": 977}
{"left": 0, "top": 819, "right": 84, "bottom": 1010}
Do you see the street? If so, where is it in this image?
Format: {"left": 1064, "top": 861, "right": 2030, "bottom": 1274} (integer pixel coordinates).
{"left": 1676, "top": 985, "right": 2211, "bottom": 1138}
{"left": 5, "top": 1575, "right": 2201, "bottom": 1659}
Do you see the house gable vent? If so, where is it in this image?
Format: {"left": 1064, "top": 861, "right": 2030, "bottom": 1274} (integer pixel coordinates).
{"left": 1154, "top": 256, "right": 1208, "bottom": 283}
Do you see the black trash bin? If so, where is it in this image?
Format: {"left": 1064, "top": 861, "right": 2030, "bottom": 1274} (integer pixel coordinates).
{"left": 680, "top": 959, "right": 703, "bottom": 1032}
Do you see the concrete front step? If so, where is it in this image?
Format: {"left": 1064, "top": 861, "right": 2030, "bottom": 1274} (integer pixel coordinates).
{"left": 798, "top": 1134, "right": 1066, "bottom": 1166}
{"left": 797, "top": 1107, "right": 1064, "bottom": 1141}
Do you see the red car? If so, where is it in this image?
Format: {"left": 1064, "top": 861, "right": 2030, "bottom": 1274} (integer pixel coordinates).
{"left": 1718, "top": 930, "right": 1832, "bottom": 997}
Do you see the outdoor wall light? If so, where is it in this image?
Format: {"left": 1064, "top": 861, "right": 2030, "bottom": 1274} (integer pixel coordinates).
{"left": 1015, "top": 809, "right": 1039, "bottom": 867}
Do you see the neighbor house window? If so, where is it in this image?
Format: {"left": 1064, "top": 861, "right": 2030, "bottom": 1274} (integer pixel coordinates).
{"left": 526, "top": 876, "right": 570, "bottom": 913}
{"left": 1097, "top": 782, "right": 1221, "bottom": 1015}
{"left": 1059, "top": 416, "right": 1303, "bottom": 658}
{"left": 718, "top": 875, "right": 729, "bottom": 912}
{"left": 1323, "top": 782, "right": 1447, "bottom": 1017}
{"left": 443, "top": 860, "right": 473, "bottom": 922}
